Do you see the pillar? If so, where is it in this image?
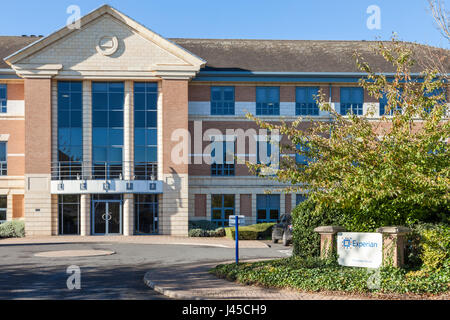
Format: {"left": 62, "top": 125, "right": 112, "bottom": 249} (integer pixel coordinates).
{"left": 377, "top": 226, "right": 411, "bottom": 268}
{"left": 80, "top": 194, "right": 90, "bottom": 236}
{"left": 314, "top": 226, "right": 346, "bottom": 259}
{"left": 123, "top": 194, "right": 134, "bottom": 236}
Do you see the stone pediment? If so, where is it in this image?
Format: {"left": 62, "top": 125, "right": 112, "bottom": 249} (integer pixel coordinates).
{"left": 5, "top": 5, "right": 206, "bottom": 79}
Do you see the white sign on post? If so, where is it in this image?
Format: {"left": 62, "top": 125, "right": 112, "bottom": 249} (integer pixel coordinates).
{"left": 337, "top": 232, "right": 383, "bottom": 268}
{"left": 229, "top": 216, "right": 246, "bottom": 227}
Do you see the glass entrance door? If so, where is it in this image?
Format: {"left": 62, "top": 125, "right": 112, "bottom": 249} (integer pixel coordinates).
{"left": 93, "top": 200, "right": 122, "bottom": 235}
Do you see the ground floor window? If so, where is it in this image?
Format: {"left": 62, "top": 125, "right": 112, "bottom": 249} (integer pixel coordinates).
{"left": 257, "top": 194, "right": 280, "bottom": 223}
{"left": 58, "top": 195, "right": 80, "bottom": 235}
{"left": 211, "top": 194, "right": 235, "bottom": 227}
{"left": 135, "top": 194, "right": 159, "bottom": 235}
{"left": 0, "top": 196, "right": 6, "bottom": 223}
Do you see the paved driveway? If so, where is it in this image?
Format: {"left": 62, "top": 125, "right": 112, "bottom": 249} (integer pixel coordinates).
{"left": 0, "top": 240, "right": 289, "bottom": 300}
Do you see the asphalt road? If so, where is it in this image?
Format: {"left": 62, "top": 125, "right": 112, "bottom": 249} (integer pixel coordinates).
{"left": 0, "top": 241, "right": 290, "bottom": 300}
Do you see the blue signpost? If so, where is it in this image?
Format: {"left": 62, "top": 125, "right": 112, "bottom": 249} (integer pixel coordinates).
{"left": 235, "top": 215, "right": 239, "bottom": 265}
{"left": 230, "top": 215, "right": 245, "bottom": 265}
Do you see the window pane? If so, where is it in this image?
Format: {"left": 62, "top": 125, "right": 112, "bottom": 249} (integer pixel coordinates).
{"left": 223, "top": 195, "right": 235, "bottom": 208}
{"left": 0, "top": 196, "right": 6, "bottom": 208}
{"left": 212, "top": 195, "right": 222, "bottom": 208}
{"left": 0, "top": 143, "right": 6, "bottom": 161}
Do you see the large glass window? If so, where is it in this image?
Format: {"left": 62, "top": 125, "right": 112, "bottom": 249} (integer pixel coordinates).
{"left": 256, "top": 87, "right": 280, "bottom": 116}
{"left": 296, "top": 87, "right": 320, "bottom": 116}
{"left": 0, "top": 142, "right": 7, "bottom": 176}
{"left": 0, "top": 84, "right": 6, "bottom": 113}
{"left": 296, "top": 194, "right": 307, "bottom": 206}
{"left": 134, "top": 82, "right": 158, "bottom": 180}
{"left": 379, "top": 90, "right": 403, "bottom": 116}
{"left": 211, "top": 194, "right": 235, "bottom": 227}
{"left": 340, "top": 87, "right": 364, "bottom": 115}
{"left": 58, "top": 195, "right": 80, "bottom": 235}
{"left": 92, "top": 82, "right": 124, "bottom": 179}
{"left": 135, "top": 194, "right": 159, "bottom": 235}
{"left": 57, "top": 81, "right": 83, "bottom": 179}
{"left": 257, "top": 194, "right": 280, "bottom": 223}
{"left": 211, "top": 87, "right": 235, "bottom": 115}
{"left": 0, "top": 196, "right": 6, "bottom": 223}
{"left": 211, "top": 141, "right": 235, "bottom": 176}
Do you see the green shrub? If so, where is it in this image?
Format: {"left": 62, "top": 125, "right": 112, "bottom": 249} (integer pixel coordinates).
{"left": 188, "top": 228, "right": 225, "bottom": 238}
{"left": 292, "top": 199, "right": 345, "bottom": 258}
{"left": 0, "top": 221, "right": 25, "bottom": 239}
{"left": 225, "top": 223, "right": 275, "bottom": 240}
{"left": 405, "top": 223, "right": 450, "bottom": 270}
{"left": 211, "top": 257, "right": 450, "bottom": 295}
{"left": 188, "top": 220, "right": 218, "bottom": 231}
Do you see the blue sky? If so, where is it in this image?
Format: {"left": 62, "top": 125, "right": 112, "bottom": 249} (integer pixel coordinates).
{"left": 0, "top": 0, "right": 447, "bottom": 48}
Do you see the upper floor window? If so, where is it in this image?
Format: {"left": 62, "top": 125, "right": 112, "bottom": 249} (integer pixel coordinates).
{"left": 379, "top": 91, "right": 403, "bottom": 116}
{"left": 211, "top": 140, "right": 235, "bottom": 176}
{"left": 296, "top": 87, "right": 320, "bottom": 116}
{"left": 340, "top": 87, "right": 364, "bottom": 115}
{"left": 92, "top": 82, "right": 124, "bottom": 179}
{"left": 256, "top": 87, "right": 280, "bottom": 116}
{"left": 0, "top": 196, "right": 6, "bottom": 223}
{"left": 134, "top": 82, "right": 158, "bottom": 180}
{"left": 424, "top": 88, "right": 447, "bottom": 114}
{"left": 0, "top": 142, "right": 7, "bottom": 176}
{"left": 0, "top": 84, "right": 6, "bottom": 113}
{"left": 211, "top": 87, "right": 235, "bottom": 115}
{"left": 296, "top": 143, "right": 311, "bottom": 166}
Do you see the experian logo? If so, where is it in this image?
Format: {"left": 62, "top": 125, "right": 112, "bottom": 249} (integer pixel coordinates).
{"left": 341, "top": 237, "right": 378, "bottom": 250}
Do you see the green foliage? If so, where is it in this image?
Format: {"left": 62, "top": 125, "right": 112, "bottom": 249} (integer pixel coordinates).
{"left": 188, "top": 220, "right": 226, "bottom": 238}
{"left": 188, "top": 228, "right": 225, "bottom": 238}
{"left": 211, "top": 256, "right": 450, "bottom": 295}
{"left": 0, "top": 221, "right": 25, "bottom": 239}
{"left": 406, "top": 223, "right": 450, "bottom": 270}
{"left": 246, "top": 38, "right": 450, "bottom": 229}
{"left": 188, "top": 220, "right": 219, "bottom": 231}
{"left": 225, "top": 223, "right": 275, "bottom": 240}
{"left": 292, "top": 199, "right": 346, "bottom": 258}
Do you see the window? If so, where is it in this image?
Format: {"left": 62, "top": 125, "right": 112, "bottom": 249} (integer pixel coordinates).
{"left": 424, "top": 88, "right": 447, "bottom": 114}
{"left": 256, "top": 87, "right": 280, "bottom": 115}
{"left": 0, "top": 84, "right": 6, "bottom": 113}
{"left": 211, "top": 87, "right": 235, "bottom": 115}
{"left": 134, "top": 82, "right": 158, "bottom": 180}
{"left": 340, "top": 87, "right": 364, "bottom": 115}
{"left": 58, "top": 195, "right": 80, "bottom": 235}
{"left": 296, "top": 87, "right": 320, "bottom": 116}
{"left": 135, "top": 194, "right": 159, "bottom": 234}
{"left": 379, "top": 90, "right": 403, "bottom": 116}
{"left": 0, "top": 196, "right": 6, "bottom": 223}
{"left": 92, "top": 82, "right": 124, "bottom": 179}
{"left": 296, "top": 142, "right": 311, "bottom": 166}
{"left": 257, "top": 194, "right": 280, "bottom": 223}
{"left": 211, "top": 194, "right": 235, "bottom": 227}
{"left": 0, "top": 142, "right": 6, "bottom": 176}
{"left": 296, "top": 195, "right": 307, "bottom": 206}
{"left": 211, "top": 141, "right": 235, "bottom": 176}
{"left": 57, "top": 81, "right": 83, "bottom": 180}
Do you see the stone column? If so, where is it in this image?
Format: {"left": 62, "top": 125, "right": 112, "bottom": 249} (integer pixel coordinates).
{"left": 80, "top": 194, "right": 90, "bottom": 236}
{"left": 314, "top": 226, "right": 346, "bottom": 259}
{"left": 377, "top": 226, "right": 411, "bottom": 268}
{"left": 123, "top": 194, "right": 134, "bottom": 236}
{"left": 123, "top": 81, "right": 134, "bottom": 236}
{"left": 82, "top": 80, "right": 92, "bottom": 179}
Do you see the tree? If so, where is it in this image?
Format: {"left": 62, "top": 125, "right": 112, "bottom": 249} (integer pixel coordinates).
{"left": 247, "top": 39, "right": 449, "bottom": 231}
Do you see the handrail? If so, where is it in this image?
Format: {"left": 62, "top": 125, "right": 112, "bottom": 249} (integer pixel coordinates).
{"left": 51, "top": 161, "right": 157, "bottom": 181}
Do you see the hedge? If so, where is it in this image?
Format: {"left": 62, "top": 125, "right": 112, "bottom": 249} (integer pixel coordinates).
{"left": 0, "top": 221, "right": 25, "bottom": 239}
{"left": 292, "top": 199, "right": 345, "bottom": 258}
{"left": 188, "top": 220, "right": 226, "bottom": 238}
{"left": 211, "top": 257, "right": 450, "bottom": 295}
{"left": 225, "top": 223, "right": 275, "bottom": 240}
